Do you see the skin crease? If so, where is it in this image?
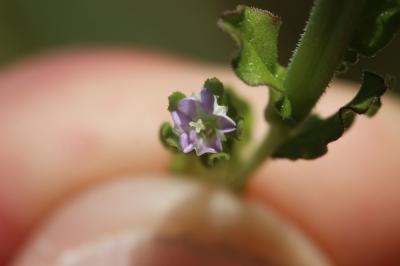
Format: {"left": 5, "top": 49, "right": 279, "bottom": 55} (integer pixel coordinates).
{"left": 0, "top": 48, "right": 399, "bottom": 265}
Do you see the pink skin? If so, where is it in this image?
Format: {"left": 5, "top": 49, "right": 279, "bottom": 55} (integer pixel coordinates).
{"left": 0, "top": 47, "right": 399, "bottom": 265}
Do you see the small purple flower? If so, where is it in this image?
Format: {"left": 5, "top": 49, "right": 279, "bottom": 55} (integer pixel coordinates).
{"left": 171, "top": 88, "right": 236, "bottom": 156}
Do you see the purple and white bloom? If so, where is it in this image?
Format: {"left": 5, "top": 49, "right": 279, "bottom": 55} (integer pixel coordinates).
{"left": 171, "top": 88, "right": 236, "bottom": 156}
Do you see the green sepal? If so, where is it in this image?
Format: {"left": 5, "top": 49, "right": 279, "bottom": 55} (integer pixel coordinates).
{"left": 168, "top": 91, "right": 186, "bottom": 112}
{"left": 273, "top": 72, "right": 388, "bottom": 160}
{"left": 200, "top": 152, "right": 231, "bottom": 167}
{"left": 204, "top": 77, "right": 224, "bottom": 98}
{"left": 159, "top": 122, "right": 180, "bottom": 152}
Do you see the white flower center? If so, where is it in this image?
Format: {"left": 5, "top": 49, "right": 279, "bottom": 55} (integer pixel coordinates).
{"left": 189, "top": 118, "right": 206, "bottom": 134}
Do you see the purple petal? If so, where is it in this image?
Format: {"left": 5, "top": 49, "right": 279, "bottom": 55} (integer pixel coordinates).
{"left": 179, "top": 132, "right": 194, "bottom": 153}
{"left": 195, "top": 141, "right": 217, "bottom": 156}
{"left": 178, "top": 98, "right": 197, "bottom": 119}
{"left": 200, "top": 88, "right": 214, "bottom": 114}
{"left": 216, "top": 115, "right": 236, "bottom": 133}
{"left": 180, "top": 131, "right": 210, "bottom": 156}
{"left": 172, "top": 111, "right": 190, "bottom": 130}
{"left": 207, "top": 137, "right": 223, "bottom": 152}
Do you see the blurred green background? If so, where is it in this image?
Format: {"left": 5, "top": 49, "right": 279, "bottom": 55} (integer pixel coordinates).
{"left": 0, "top": 0, "right": 399, "bottom": 88}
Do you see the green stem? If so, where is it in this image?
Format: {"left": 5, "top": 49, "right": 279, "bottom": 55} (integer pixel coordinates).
{"left": 284, "top": 0, "right": 365, "bottom": 123}
{"left": 230, "top": 125, "right": 289, "bottom": 191}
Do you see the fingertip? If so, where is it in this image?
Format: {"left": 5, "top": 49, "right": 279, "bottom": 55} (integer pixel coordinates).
{"left": 12, "top": 176, "right": 330, "bottom": 266}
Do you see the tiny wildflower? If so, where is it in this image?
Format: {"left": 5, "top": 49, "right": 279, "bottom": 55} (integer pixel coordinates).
{"left": 171, "top": 88, "right": 236, "bottom": 156}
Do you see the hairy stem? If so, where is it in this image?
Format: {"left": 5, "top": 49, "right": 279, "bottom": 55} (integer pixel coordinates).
{"left": 284, "top": 0, "right": 366, "bottom": 123}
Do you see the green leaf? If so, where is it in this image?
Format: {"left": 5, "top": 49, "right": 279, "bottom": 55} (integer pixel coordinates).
{"left": 340, "top": 0, "right": 400, "bottom": 71}
{"left": 168, "top": 91, "right": 186, "bottom": 112}
{"left": 218, "top": 5, "right": 283, "bottom": 90}
{"left": 273, "top": 72, "right": 388, "bottom": 160}
{"left": 351, "top": 0, "right": 400, "bottom": 57}
{"left": 219, "top": 5, "right": 292, "bottom": 120}
{"left": 159, "top": 122, "right": 180, "bottom": 152}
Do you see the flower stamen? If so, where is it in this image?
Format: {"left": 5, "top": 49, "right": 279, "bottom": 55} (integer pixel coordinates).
{"left": 189, "top": 118, "right": 206, "bottom": 134}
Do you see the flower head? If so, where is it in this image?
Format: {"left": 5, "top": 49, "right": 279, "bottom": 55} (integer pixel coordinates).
{"left": 171, "top": 88, "right": 236, "bottom": 156}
